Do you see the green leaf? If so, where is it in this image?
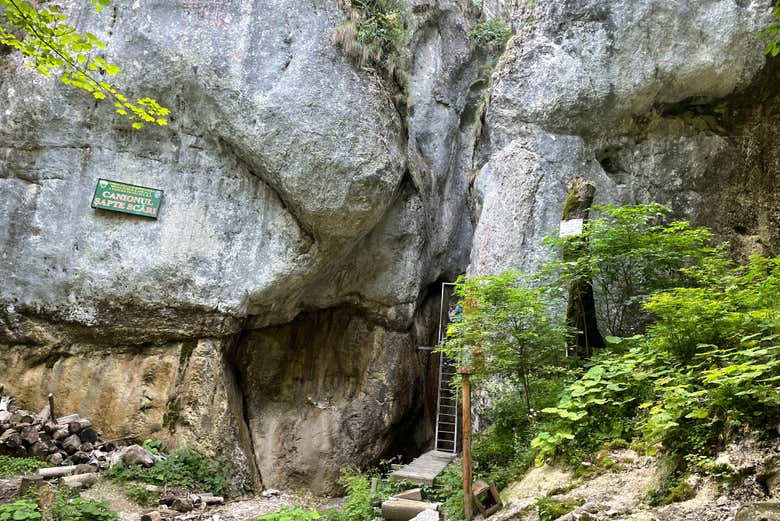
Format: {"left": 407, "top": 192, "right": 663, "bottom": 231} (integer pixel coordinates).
{"left": 684, "top": 408, "right": 710, "bottom": 419}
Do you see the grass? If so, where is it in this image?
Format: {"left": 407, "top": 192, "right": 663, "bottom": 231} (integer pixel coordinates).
{"left": 0, "top": 455, "right": 49, "bottom": 478}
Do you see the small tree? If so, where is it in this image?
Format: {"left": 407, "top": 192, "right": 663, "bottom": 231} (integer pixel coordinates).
{"left": 545, "top": 203, "right": 716, "bottom": 337}
{"left": 442, "top": 271, "right": 567, "bottom": 417}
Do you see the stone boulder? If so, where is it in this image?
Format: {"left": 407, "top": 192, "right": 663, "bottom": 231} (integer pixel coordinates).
{"left": 734, "top": 503, "right": 780, "bottom": 521}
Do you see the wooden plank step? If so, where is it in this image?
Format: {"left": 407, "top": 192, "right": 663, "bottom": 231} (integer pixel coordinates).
{"left": 389, "top": 450, "right": 456, "bottom": 486}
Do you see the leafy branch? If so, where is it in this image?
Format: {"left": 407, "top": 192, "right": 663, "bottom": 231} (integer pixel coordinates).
{"left": 0, "top": 0, "right": 169, "bottom": 128}
{"left": 758, "top": 0, "right": 780, "bottom": 56}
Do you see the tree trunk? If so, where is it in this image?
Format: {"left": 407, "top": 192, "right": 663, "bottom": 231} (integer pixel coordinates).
{"left": 562, "top": 178, "right": 605, "bottom": 357}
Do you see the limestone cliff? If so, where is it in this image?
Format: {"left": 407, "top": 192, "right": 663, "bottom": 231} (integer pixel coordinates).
{"left": 470, "top": 0, "right": 780, "bottom": 276}
{"left": 0, "top": 0, "right": 484, "bottom": 494}
{"left": 0, "top": 0, "right": 778, "bottom": 494}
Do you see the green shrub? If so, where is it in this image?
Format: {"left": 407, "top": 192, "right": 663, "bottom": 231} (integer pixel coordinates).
{"left": 536, "top": 496, "right": 580, "bottom": 521}
{"left": 469, "top": 19, "right": 512, "bottom": 51}
{"left": 53, "top": 491, "right": 118, "bottom": 521}
{"left": 427, "top": 464, "right": 465, "bottom": 521}
{"left": 339, "top": 467, "right": 376, "bottom": 521}
{"left": 531, "top": 255, "right": 780, "bottom": 467}
{"left": 258, "top": 508, "right": 321, "bottom": 521}
{"left": 332, "top": 0, "right": 409, "bottom": 79}
{"left": 545, "top": 203, "right": 716, "bottom": 337}
{"left": 142, "top": 439, "right": 163, "bottom": 455}
{"left": 105, "top": 448, "right": 229, "bottom": 497}
{"left": 648, "top": 472, "right": 695, "bottom": 506}
{"left": 0, "top": 455, "right": 49, "bottom": 478}
{"left": 125, "top": 484, "right": 160, "bottom": 508}
{"left": 0, "top": 500, "right": 41, "bottom": 521}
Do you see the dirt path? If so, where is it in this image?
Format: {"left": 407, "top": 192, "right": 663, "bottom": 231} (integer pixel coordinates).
{"left": 83, "top": 481, "right": 331, "bottom": 521}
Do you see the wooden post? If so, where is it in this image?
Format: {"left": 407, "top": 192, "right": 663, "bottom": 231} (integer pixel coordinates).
{"left": 562, "top": 177, "right": 604, "bottom": 357}
{"left": 48, "top": 393, "right": 57, "bottom": 423}
{"left": 458, "top": 367, "right": 475, "bottom": 521}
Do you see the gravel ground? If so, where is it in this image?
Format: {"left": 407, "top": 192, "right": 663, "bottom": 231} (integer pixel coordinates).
{"left": 83, "top": 481, "right": 331, "bottom": 521}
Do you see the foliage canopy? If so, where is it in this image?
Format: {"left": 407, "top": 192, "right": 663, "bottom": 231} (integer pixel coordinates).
{"left": 443, "top": 202, "right": 779, "bottom": 492}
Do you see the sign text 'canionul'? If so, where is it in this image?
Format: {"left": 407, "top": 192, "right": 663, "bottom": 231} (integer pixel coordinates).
{"left": 91, "top": 179, "right": 163, "bottom": 219}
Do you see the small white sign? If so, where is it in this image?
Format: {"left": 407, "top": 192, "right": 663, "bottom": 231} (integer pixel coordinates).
{"left": 559, "top": 218, "right": 584, "bottom": 237}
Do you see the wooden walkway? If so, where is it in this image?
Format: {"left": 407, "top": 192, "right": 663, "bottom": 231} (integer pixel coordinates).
{"left": 388, "top": 450, "right": 456, "bottom": 486}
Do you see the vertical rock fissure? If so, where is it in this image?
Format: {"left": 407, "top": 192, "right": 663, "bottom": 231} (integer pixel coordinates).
{"left": 222, "top": 326, "right": 264, "bottom": 491}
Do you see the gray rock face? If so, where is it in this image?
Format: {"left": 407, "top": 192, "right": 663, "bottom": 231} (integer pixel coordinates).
{"left": 470, "top": 126, "right": 614, "bottom": 275}
{"left": 0, "top": 0, "right": 483, "bottom": 493}
{"left": 1, "top": 0, "right": 777, "bottom": 495}
{"left": 0, "top": 0, "right": 407, "bottom": 334}
{"left": 471, "top": 0, "right": 780, "bottom": 276}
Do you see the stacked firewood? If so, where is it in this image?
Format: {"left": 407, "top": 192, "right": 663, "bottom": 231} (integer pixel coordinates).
{"left": 0, "top": 389, "right": 116, "bottom": 468}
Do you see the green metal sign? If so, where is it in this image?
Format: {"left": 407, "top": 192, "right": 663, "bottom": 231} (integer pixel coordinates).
{"left": 91, "top": 178, "right": 164, "bottom": 219}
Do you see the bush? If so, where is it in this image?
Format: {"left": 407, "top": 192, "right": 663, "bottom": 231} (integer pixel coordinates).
{"left": 426, "top": 464, "right": 465, "bottom": 521}
{"left": 469, "top": 19, "right": 512, "bottom": 51}
{"left": 332, "top": 0, "right": 409, "bottom": 79}
{"left": 125, "top": 484, "right": 161, "bottom": 508}
{"left": 531, "top": 255, "right": 780, "bottom": 466}
{"left": 258, "top": 508, "right": 321, "bottom": 521}
{"left": 536, "top": 496, "right": 581, "bottom": 521}
{"left": 105, "top": 448, "right": 229, "bottom": 497}
{"left": 545, "top": 203, "right": 716, "bottom": 336}
{"left": 0, "top": 500, "right": 41, "bottom": 521}
{"left": 0, "top": 455, "right": 49, "bottom": 478}
{"left": 339, "top": 468, "right": 375, "bottom": 521}
{"left": 52, "top": 491, "right": 118, "bottom": 521}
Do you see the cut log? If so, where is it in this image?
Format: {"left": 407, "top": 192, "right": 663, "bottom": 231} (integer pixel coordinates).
{"left": 16, "top": 414, "right": 34, "bottom": 424}
{"left": 46, "top": 453, "right": 64, "bottom": 465}
{"left": 28, "top": 442, "right": 49, "bottom": 460}
{"left": 62, "top": 434, "right": 82, "bottom": 454}
{"left": 36, "top": 405, "right": 51, "bottom": 424}
{"left": 70, "top": 451, "right": 90, "bottom": 464}
{"left": 140, "top": 512, "right": 162, "bottom": 521}
{"left": 393, "top": 489, "right": 423, "bottom": 501}
{"left": 0, "top": 477, "right": 21, "bottom": 503}
{"left": 79, "top": 427, "right": 99, "bottom": 444}
{"left": 61, "top": 472, "right": 98, "bottom": 490}
{"left": 194, "top": 494, "right": 224, "bottom": 505}
{"left": 1, "top": 430, "right": 22, "bottom": 449}
{"left": 56, "top": 414, "right": 80, "bottom": 426}
{"left": 48, "top": 394, "right": 56, "bottom": 423}
{"left": 170, "top": 497, "right": 193, "bottom": 512}
{"left": 39, "top": 465, "right": 77, "bottom": 478}
{"left": 19, "top": 475, "right": 44, "bottom": 496}
{"left": 19, "top": 425, "right": 39, "bottom": 446}
{"left": 53, "top": 429, "right": 69, "bottom": 442}
{"left": 381, "top": 499, "right": 441, "bottom": 521}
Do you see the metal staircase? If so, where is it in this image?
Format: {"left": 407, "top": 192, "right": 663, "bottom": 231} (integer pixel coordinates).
{"left": 434, "top": 350, "right": 458, "bottom": 453}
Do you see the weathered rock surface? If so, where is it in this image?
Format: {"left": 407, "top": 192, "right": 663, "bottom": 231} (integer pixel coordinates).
{"left": 503, "top": 437, "right": 780, "bottom": 521}
{"left": 1, "top": 0, "right": 778, "bottom": 496}
{"left": 734, "top": 503, "right": 780, "bottom": 521}
{"left": 470, "top": 0, "right": 780, "bottom": 276}
{"left": 0, "top": 0, "right": 485, "bottom": 494}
